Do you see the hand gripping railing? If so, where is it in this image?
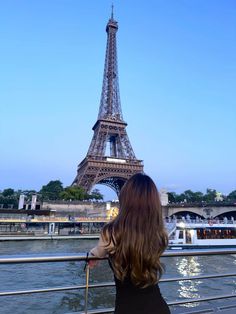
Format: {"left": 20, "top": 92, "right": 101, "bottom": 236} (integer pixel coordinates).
{"left": 1, "top": 249, "right": 236, "bottom": 313}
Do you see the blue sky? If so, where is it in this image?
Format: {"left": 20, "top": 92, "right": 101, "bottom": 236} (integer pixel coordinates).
{"left": 0, "top": 0, "right": 235, "bottom": 200}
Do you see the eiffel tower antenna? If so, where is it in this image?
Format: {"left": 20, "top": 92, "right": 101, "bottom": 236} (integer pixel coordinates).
{"left": 111, "top": 3, "right": 114, "bottom": 19}
{"left": 73, "top": 11, "right": 144, "bottom": 195}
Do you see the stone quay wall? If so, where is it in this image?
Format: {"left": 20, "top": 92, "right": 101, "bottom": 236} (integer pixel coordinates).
{"left": 42, "top": 201, "right": 111, "bottom": 218}
{"left": 42, "top": 200, "right": 170, "bottom": 219}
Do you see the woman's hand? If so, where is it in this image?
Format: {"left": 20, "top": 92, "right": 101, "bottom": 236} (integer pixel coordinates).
{"left": 88, "top": 251, "right": 99, "bottom": 269}
{"left": 88, "top": 259, "right": 99, "bottom": 269}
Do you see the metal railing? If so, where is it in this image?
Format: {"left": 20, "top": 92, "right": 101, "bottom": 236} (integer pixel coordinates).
{"left": 0, "top": 217, "right": 110, "bottom": 222}
{"left": 0, "top": 249, "right": 236, "bottom": 313}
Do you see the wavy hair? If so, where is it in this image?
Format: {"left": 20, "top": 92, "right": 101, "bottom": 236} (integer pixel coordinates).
{"left": 102, "top": 173, "right": 168, "bottom": 288}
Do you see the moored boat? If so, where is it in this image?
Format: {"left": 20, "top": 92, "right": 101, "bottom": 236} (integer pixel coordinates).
{"left": 167, "top": 219, "right": 236, "bottom": 248}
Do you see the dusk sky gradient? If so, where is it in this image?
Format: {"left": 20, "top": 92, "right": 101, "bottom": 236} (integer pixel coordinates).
{"left": 1, "top": 0, "right": 236, "bottom": 200}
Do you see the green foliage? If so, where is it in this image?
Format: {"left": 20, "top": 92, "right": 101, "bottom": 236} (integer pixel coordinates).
{"left": 181, "top": 190, "right": 204, "bottom": 203}
{"left": 2, "top": 188, "right": 14, "bottom": 197}
{"left": 59, "top": 186, "right": 104, "bottom": 201}
{"left": 168, "top": 189, "right": 218, "bottom": 204}
{"left": 0, "top": 195, "right": 18, "bottom": 208}
{"left": 167, "top": 192, "right": 178, "bottom": 203}
{"left": 168, "top": 190, "right": 204, "bottom": 203}
{"left": 39, "top": 180, "right": 64, "bottom": 201}
{"left": 194, "top": 191, "right": 205, "bottom": 201}
{"left": 2, "top": 181, "right": 234, "bottom": 205}
{"left": 89, "top": 189, "right": 103, "bottom": 201}
{"left": 227, "top": 190, "right": 236, "bottom": 201}
{"left": 203, "top": 189, "right": 217, "bottom": 202}
{"left": 60, "top": 186, "right": 87, "bottom": 201}
{"left": 0, "top": 189, "right": 18, "bottom": 208}
{"left": 0, "top": 180, "right": 104, "bottom": 205}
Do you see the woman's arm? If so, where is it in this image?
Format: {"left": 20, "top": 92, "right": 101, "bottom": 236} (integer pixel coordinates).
{"left": 89, "top": 233, "right": 109, "bottom": 268}
{"left": 90, "top": 234, "right": 108, "bottom": 258}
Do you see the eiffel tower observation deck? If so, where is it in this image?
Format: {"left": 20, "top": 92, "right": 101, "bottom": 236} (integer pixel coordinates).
{"left": 73, "top": 9, "right": 143, "bottom": 195}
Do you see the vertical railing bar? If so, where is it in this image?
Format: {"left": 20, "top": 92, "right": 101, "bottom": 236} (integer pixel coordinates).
{"left": 84, "top": 259, "right": 90, "bottom": 314}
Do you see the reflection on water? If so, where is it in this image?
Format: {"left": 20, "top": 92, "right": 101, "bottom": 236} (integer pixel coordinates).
{"left": 176, "top": 256, "right": 202, "bottom": 307}
{"left": 177, "top": 256, "right": 201, "bottom": 277}
{"left": 233, "top": 280, "right": 236, "bottom": 294}
{"left": 60, "top": 291, "right": 84, "bottom": 313}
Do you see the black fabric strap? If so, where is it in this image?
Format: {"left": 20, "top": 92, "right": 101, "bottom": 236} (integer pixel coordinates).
{"left": 84, "top": 252, "right": 89, "bottom": 271}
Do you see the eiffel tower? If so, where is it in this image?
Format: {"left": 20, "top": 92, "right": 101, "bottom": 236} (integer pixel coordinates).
{"left": 73, "top": 9, "right": 143, "bottom": 195}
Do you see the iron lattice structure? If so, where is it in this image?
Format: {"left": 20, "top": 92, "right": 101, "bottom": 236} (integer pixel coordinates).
{"left": 73, "top": 11, "right": 143, "bottom": 195}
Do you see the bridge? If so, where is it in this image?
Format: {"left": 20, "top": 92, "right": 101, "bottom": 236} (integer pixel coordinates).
{"left": 166, "top": 202, "right": 236, "bottom": 219}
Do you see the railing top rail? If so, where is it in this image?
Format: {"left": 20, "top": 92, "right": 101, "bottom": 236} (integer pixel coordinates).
{"left": 2, "top": 273, "right": 236, "bottom": 297}
{"left": 0, "top": 248, "right": 236, "bottom": 264}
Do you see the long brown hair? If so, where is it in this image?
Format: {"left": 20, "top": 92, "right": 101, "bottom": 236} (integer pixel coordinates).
{"left": 102, "top": 173, "right": 168, "bottom": 288}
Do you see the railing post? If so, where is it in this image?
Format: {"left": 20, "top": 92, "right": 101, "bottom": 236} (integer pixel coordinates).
{"left": 84, "top": 258, "right": 90, "bottom": 314}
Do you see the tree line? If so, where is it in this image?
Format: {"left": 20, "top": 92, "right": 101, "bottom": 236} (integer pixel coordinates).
{"left": 0, "top": 180, "right": 103, "bottom": 208}
{"left": 1, "top": 182, "right": 236, "bottom": 209}
{"left": 167, "top": 189, "right": 236, "bottom": 204}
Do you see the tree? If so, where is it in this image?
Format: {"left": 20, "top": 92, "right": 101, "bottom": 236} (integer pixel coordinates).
{"left": 59, "top": 186, "right": 87, "bottom": 201}
{"left": 2, "top": 188, "right": 14, "bottom": 197}
{"left": 193, "top": 191, "right": 204, "bottom": 202}
{"left": 89, "top": 189, "right": 103, "bottom": 201}
{"left": 0, "top": 188, "right": 18, "bottom": 208}
{"left": 167, "top": 192, "right": 186, "bottom": 203}
{"left": 181, "top": 190, "right": 204, "bottom": 203}
{"left": 40, "top": 180, "right": 63, "bottom": 200}
{"left": 182, "top": 190, "right": 196, "bottom": 203}
{"left": 59, "top": 186, "right": 104, "bottom": 201}
{"left": 227, "top": 190, "right": 236, "bottom": 201}
{"left": 176, "top": 193, "right": 186, "bottom": 203}
{"left": 204, "top": 189, "right": 217, "bottom": 202}
{"left": 167, "top": 192, "right": 177, "bottom": 203}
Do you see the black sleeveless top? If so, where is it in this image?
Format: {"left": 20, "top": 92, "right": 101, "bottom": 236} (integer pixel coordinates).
{"left": 109, "top": 261, "right": 170, "bottom": 314}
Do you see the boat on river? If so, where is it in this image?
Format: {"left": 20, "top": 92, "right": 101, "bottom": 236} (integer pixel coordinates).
{"left": 168, "top": 219, "right": 236, "bottom": 248}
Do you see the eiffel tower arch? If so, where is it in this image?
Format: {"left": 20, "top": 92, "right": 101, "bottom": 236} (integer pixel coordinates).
{"left": 73, "top": 10, "right": 143, "bottom": 195}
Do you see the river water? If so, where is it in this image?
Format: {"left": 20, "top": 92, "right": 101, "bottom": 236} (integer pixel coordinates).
{"left": 0, "top": 240, "right": 236, "bottom": 314}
